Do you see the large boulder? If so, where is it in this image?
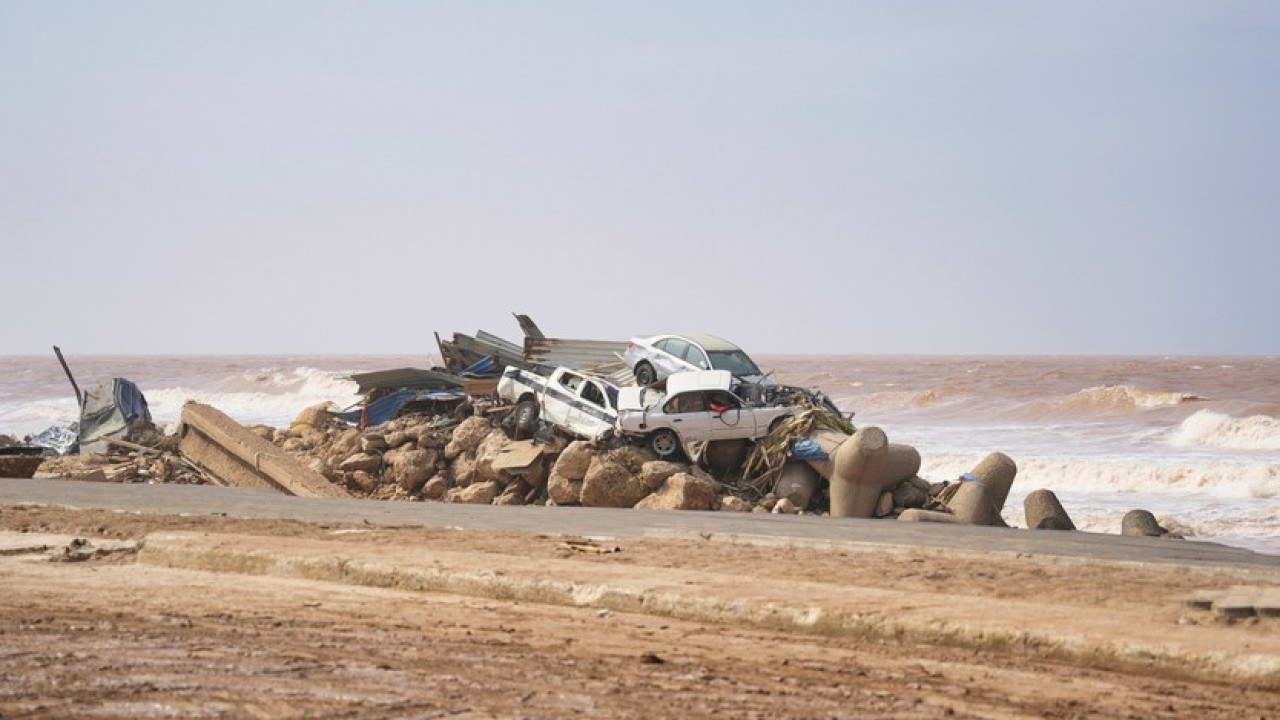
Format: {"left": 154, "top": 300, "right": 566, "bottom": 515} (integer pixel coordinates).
{"left": 579, "top": 458, "right": 648, "bottom": 508}
{"left": 387, "top": 448, "right": 437, "bottom": 493}
{"left": 422, "top": 475, "right": 449, "bottom": 500}
{"left": 445, "top": 416, "right": 492, "bottom": 460}
{"left": 289, "top": 402, "right": 333, "bottom": 437}
{"left": 553, "top": 441, "right": 595, "bottom": 481}
{"left": 605, "top": 444, "right": 657, "bottom": 474}
{"left": 338, "top": 452, "right": 382, "bottom": 474}
{"left": 451, "top": 455, "right": 478, "bottom": 487}
{"left": 637, "top": 460, "right": 687, "bottom": 491}
{"left": 547, "top": 471, "right": 583, "bottom": 505}
{"left": 446, "top": 480, "right": 500, "bottom": 505}
{"left": 635, "top": 472, "right": 719, "bottom": 511}
{"left": 473, "top": 430, "right": 515, "bottom": 483}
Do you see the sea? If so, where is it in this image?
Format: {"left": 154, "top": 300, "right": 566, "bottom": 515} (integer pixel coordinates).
{"left": 2, "top": 353, "right": 1278, "bottom": 555}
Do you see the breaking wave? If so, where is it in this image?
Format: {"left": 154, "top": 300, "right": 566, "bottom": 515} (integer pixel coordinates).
{"left": 1059, "top": 384, "right": 1201, "bottom": 413}
{"left": 144, "top": 367, "right": 363, "bottom": 429}
{"left": 1169, "top": 410, "right": 1280, "bottom": 451}
{"left": 919, "top": 454, "right": 1279, "bottom": 500}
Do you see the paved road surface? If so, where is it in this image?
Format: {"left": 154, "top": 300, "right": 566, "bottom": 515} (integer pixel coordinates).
{"left": 3, "top": 477, "right": 1277, "bottom": 572}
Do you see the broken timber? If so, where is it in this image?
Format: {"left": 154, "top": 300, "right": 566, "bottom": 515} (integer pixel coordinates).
{"left": 178, "top": 402, "right": 350, "bottom": 498}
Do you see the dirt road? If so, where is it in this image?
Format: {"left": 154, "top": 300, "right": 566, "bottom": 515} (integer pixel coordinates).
{"left": 2, "top": 504, "right": 1279, "bottom": 719}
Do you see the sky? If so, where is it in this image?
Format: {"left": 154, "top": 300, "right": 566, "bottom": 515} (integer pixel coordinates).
{"left": 1, "top": 2, "right": 1278, "bottom": 356}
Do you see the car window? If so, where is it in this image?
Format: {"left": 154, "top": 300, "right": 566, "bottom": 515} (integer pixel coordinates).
{"left": 706, "top": 350, "right": 762, "bottom": 376}
{"left": 581, "top": 381, "right": 604, "bottom": 407}
{"left": 664, "top": 338, "right": 691, "bottom": 360}
{"left": 559, "top": 373, "right": 582, "bottom": 392}
{"left": 664, "top": 391, "right": 707, "bottom": 414}
{"left": 684, "top": 345, "right": 709, "bottom": 368}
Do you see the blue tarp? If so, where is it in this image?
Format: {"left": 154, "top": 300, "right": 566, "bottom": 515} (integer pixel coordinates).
{"left": 336, "top": 390, "right": 468, "bottom": 427}
{"left": 790, "top": 438, "right": 829, "bottom": 461}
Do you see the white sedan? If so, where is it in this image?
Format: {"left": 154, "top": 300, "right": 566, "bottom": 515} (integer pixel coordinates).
{"left": 623, "top": 333, "right": 770, "bottom": 387}
{"left": 616, "top": 370, "right": 795, "bottom": 459}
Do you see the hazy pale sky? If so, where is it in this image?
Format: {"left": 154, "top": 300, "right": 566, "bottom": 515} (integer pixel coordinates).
{"left": 2, "top": 2, "right": 1277, "bottom": 356}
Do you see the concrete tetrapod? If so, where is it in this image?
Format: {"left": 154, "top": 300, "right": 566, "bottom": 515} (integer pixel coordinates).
{"left": 969, "top": 452, "right": 1017, "bottom": 514}
{"left": 1024, "top": 488, "right": 1076, "bottom": 530}
{"left": 828, "top": 427, "right": 922, "bottom": 519}
{"left": 946, "top": 480, "right": 999, "bottom": 525}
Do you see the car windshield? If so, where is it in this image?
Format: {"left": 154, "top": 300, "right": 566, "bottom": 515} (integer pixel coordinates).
{"left": 706, "top": 350, "right": 762, "bottom": 376}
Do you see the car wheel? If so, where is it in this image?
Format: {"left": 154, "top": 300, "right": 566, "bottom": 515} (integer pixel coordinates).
{"left": 648, "top": 429, "right": 681, "bottom": 458}
{"left": 634, "top": 362, "right": 657, "bottom": 386}
{"left": 513, "top": 399, "right": 539, "bottom": 439}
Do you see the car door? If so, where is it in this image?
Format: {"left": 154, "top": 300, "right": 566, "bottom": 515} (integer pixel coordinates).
{"left": 660, "top": 390, "right": 714, "bottom": 441}
{"left": 569, "top": 378, "right": 615, "bottom": 439}
{"left": 654, "top": 338, "right": 697, "bottom": 378}
{"left": 543, "top": 371, "right": 583, "bottom": 430}
{"left": 707, "top": 390, "right": 759, "bottom": 441}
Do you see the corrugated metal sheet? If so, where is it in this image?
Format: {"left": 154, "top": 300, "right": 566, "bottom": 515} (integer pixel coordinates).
{"left": 523, "top": 337, "right": 635, "bottom": 386}
{"left": 349, "top": 367, "right": 462, "bottom": 395}
{"left": 513, "top": 313, "right": 545, "bottom": 339}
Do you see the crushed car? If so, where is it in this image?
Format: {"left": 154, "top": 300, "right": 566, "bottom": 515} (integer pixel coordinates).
{"left": 496, "top": 365, "right": 620, "bottom": 441}
{"left": 616, "top": 370, "right": 797, "bottom": 459}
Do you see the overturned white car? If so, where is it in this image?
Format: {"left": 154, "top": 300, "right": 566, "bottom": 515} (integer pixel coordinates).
{"left": 496, "top": 366, "right": 619, "bottom": 441}
{"left": 615, "top": 370, "right": 796, "bottom": 459}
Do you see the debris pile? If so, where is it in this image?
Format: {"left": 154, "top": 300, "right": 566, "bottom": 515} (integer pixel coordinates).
{"left": 13, "top": 322, "right": 1188, "bottom": 538}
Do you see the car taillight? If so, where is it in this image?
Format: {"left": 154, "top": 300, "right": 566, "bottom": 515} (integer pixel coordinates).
{"left": 627, "top": 341, "right": 634, "bottom": 349}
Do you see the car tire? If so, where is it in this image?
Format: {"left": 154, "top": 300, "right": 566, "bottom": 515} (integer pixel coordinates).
{"left": 648, "top": 429, "right": 681, "bottom": 459}
{"left": 513, "top": 399, "right": 539, "bottom": 440}
{"left": 634, "top": 362, "right": 657, "bottom": 386}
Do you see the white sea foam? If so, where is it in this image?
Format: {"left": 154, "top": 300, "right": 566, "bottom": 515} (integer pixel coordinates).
{"left": 1168, "top": 409, "right": 1280, "bottom": 451}
{"left": 919, "top": 455, "right": 1279, "bottom": 500}
{"left": 144, "top": 367, "right": 363, "bottom": 429}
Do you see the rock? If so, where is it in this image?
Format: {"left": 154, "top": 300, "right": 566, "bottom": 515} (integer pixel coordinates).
{"left": 605, "top": 444, "right": 657, "bottom": 474}
{"left": 361, "top": 433, "right": 389, "bottom": 454}
{"left": 874, "top": 491, "right": 895, "bottom": 518}
{"left": 328, "top": 429, "right": 362, "bottom": 461}
{"left": 388, "top": 448, "right": 437, "bottom": 493}
{"left": 891, "top": 478, "right": 929, "bottom": 510}
{"left": 772, "top": 497, "right": 800, "bottom": 514}
{"left": 751, "top": 505, "right": 769, "bottom": 514}
{"left": 580, "top": 458, "right": 648, "bottom": 508}
{"left": 634, "top": 472, "right": 719, "bottom": 511}
{"left": 281, "top": 438, "right": 306, "bottom": 453}
{"left": 474, "top": 430, "right": 515, "bottom": 483}
{"left": 720, "top": 496, "right": 753, "bottom": 513}
{"left": 307, "top": 457, "right": 332, "bottom": 480}
{"left": 347, "top": 470, "right": 378, "bottom": 494}
{"left": 445, "top": 416, "right": 492, "bottom": 460}
{"left": 1122, "top": 509, "right": 1168, "bottom": 537}
{"left": 421, "top": 475, "right": 448, "bottom": 500}
{"left": 338, "top": 452, "right": 382, "bottom": 474}
{"left": 546, "top": 471, "right": 583, "bottom": 506}
{"left": 249, "top": 425, "right": 276, "bottom": 441}
{"left": 385, "top": 430, "right": 414, "bottom": 449}
{"left": 446, "top": 480, "right": 500, "bottom": 505}
{"left": 1024, "top": 488, "right": 1076, "bottom": 530}
{"left": 552, "top": 440, "right": 595, "bottom": 481}
{"left": 289, "top": 402, "right": 333, "bottom": 436}
{"left": 494, "top": 482, "right": 528, "bottom": 506}
{"left": 638, "top": 460, "right": 687, "bottom": 491}
{"left": 451, "top": 455, "right": 478, "bottom": 487}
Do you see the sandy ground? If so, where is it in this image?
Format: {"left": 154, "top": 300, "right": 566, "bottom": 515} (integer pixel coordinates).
{"left": 2, "top": 505, "right": 1279, "bottom": 719}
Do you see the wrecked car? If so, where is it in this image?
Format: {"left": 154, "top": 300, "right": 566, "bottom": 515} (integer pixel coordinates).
{"left": 616, "top": 370, "right": 796, "bottom": 459}
{"left": 497, "top": 365, "right": 619, "bottom": 440}
{"left": 624, "top": 333, "right": 771, "bottom": 387}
